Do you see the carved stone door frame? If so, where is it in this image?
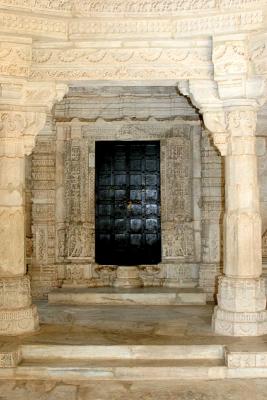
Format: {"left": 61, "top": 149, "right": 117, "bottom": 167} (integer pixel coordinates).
{"left": 37, "top": 118, "right": 202, "bottom": 290}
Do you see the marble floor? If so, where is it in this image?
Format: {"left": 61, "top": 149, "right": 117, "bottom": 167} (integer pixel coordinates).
{"left": 0, "top": 302, "right": 264, "bottom": 349}
{"left": 0, "top": 303, "right": 267, "bottom": 399}
{"left": 37, "top": 302, "right": 267, "bottom": 350}
{"left": 0, "top": 378, "right": 267, "bottom": 400}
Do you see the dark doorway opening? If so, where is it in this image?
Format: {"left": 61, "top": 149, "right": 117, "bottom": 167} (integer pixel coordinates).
{"left": 95, "top": 141, "right": 161, "bottom": 265}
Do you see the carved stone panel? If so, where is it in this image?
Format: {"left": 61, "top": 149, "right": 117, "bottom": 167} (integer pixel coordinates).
{"left": 164, "top": 130, "right": 192, "bottom": 223}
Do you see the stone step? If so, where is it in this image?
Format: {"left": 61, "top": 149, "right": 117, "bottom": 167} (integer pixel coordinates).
{"left": 0, "top": 343, "right": 227, "bottom": 381}
{"left": 2, "top": 345, "right": 267, "bottom": 381}
{"left": 0, "top": 359, "right": 226, "bottom": 381}
{"left": 21, "top": 344, "right": 224, "bottom": 361}
{"left": 48, "top": 287, "right": 206, "bottom": 306}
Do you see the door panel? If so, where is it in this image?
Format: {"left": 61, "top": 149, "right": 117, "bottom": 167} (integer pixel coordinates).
{"left": 95, "top": 141, "right": 161, "bottom": 265}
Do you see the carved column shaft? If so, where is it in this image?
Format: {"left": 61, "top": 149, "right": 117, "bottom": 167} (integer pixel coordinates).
{"left": 224, "top": 112, "right": 261, "bottom": 278}
{"left": 0, "top": 151, "right": 26, "bottom": 277}
{"left": 0, "top": 111, "right": 47, "bottom": 334}
{"left": 212, "top": 109, "right": 267, "bottom": 336}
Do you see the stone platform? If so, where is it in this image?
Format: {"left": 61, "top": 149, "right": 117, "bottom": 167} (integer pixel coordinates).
{"left": 0, "top": 303, "right": 267, "bottom": 384}
{"left": 48, "top": 287, "right": 206, "bottom": 306}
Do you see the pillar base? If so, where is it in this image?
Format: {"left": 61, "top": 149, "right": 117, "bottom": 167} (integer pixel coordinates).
{"left": 212, "top": 276, "right": 267, "bottom": 336}
{"left": 212, "top": 306, "right": 267, "bottom": 336}
{"left": 0, "top": 304, "right": 39, "bottom": 336}
{"left": 0, "top": 275, "right": 39, "bottom": 335}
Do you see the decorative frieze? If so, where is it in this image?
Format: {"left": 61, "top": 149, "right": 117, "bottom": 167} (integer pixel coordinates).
{"left": 30, "top": 67, "right": 212, "bottom": 81}
{"left": 0, "top": 0, "right": 262, "bottom": 16}
{"left": 0, "top": 11, "right": 67, "bottom": 39}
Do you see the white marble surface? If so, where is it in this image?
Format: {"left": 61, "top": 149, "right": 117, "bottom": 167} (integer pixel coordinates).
{"left": 48, "top": 287, "right": 206, "bottom": 306}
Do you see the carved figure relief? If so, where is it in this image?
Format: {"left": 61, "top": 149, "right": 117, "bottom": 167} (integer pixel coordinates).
{"left": 67, "top": 225, "right": 90, "bottom": 258}
{"left": 165, "top": 132, "right": 192, "bottom": 222}
{"left": 163, "top": 223, "right": 194, "bottom": 259}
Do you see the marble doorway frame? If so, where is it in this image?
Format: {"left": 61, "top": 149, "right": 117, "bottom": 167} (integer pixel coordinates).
{"left": 51, "top": 118, "right": 202, "bottom": 289}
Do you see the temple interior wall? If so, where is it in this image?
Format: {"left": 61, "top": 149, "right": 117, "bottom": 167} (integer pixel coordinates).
{"left": 25, "top": 86, "right": 267, "bottom": 301}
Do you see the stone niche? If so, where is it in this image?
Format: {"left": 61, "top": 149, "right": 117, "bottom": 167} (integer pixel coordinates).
{"left": 28, "top": 87, "right": 204, "bottom": 298}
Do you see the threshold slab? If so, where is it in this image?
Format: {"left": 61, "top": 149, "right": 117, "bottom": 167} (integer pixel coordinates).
{"left": 48, "top": 287, "right": 206, "bottom": 306}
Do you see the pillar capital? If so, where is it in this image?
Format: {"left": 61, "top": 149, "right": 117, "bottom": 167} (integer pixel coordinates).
{"left": 0, "top": 81, "right": 68, "bottom": 157}
{"left": 0, "top": 111, "right": 46, "bottom": 157}
{"left": 178, "top": 33, "right": 267, "bottom": 156}
{"left": 178, "top": 76, "right": 266, "bottom": 156}
{"left": 203, "top": 107, "right": 258, "bottom": 156}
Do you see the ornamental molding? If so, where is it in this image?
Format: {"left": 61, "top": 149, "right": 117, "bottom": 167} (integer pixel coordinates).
{"left": 0, "top": 11, "right": 67, "bottom": 40}
{"left": 0, "top": 6, "right": 264, "bottom": 40}
{"left": 0, "top": 3, "right": 265, "bottom": 82}
{"left": 30, "top": 44, "right": 212, "bottom": 81}
{"left": 0, "top": 0, "right": 263, "bottom": 16}
{"left": 69, "top": 10, "right": 263, "bottom": 38}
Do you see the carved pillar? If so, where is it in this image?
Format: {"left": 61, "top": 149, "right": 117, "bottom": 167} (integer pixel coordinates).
{"left": 0, "top": 79, "right": 68, "bottom": 335}
{"left": 179, "top": 33, "right": 267, "bottom": 336}
{"left": 209, "top": 108, "right": 267, "bottom": 336}
{"left": 0, "top": 111, "right": 46, "bottom": 335}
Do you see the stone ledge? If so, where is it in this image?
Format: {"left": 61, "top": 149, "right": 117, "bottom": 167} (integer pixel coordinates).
{"left": 48, "top": 287, "right": 207, "bottom": 306}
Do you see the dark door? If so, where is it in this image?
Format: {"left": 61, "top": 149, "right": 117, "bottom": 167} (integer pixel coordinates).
{"left": 95, "top": 141, "right": 161, "bottom": 265}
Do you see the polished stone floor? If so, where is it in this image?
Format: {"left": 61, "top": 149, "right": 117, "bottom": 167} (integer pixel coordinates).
{"left": 1, "top": 378, "right": 267, "bottom": 399}
{"left": 0, "top": 302, "right": 266, "bottom": 350}
{"left": 1, "top": 303, "right": 267, "bottom": 399}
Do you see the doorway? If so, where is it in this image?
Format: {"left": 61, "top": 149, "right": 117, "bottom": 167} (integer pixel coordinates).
{"left": 95, "top": 141, "right": 161, "bottom": 265}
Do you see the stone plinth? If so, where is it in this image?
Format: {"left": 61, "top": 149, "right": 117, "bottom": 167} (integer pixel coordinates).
{"left": 0, "top": 276, "right": 39, "bottom": 336}
{"left": 113, "top": 267, "right": 143, "bottom": 289}
{"left": 212, "top": 276, "right": 267, "bottom": 336}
